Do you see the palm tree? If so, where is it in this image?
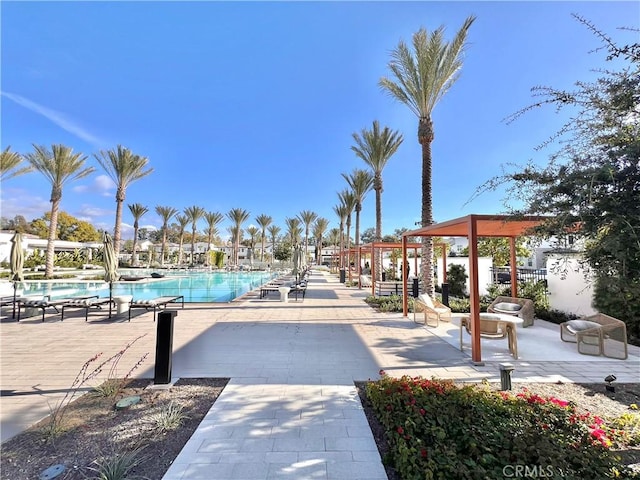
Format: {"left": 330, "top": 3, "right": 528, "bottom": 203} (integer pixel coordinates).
{"left": 337, "top": 190, "right": 356, "bottom": 278}
{"left": 333, "top": 204, "right": 347, "bottom": 269}
{"left": 352, "top": 120, "right": 403, "bottom": 280}
{"left": 175, "top": 214, "right": 189, "bottom": 265}
{"left": 297, "top": 210, "right": 317, "bottom": 266}
{"left": 312, "top": 217, "right": 329, "bottom": 265}
{"left": 226, "top": 208, "right": 250, "bottom": 265}
{"left": 285, "top": 217, "right": 302, "bottom": 246}
{"left": 246, "top": 226, "right": 259, "bottom": 265}
{"left": 342, "top": 169, "right": 373, "bottom": 281}
{"left": 267, "top": 224, "right": 281, "bottom": 265}
{"left": 255, "top": 214, "right": 273, "bottom": 262}
{"left": 95, "top": 145, "right": 153, "bottom": 256}
{"left": 1, "top": 146, "right": 32, "bottom": 181}
{"left": 327, "top": 227, "right": 340, "bottom": 270}
{"left": 379, "top": 17, "right": 475, "bottom": 294}
{"left": 155, "top": 206, "right": 178, "bottom": 265}
{"left": 184, "top": 205, "right": 205, "bottom": 265}
{"left": 204, "top": 211, "right": 224, "bottom": 266}
{"left": 128, "top": 203, "right": 148, "bottom": 267}
{"left": 24, "top": 144, "right": 94, "bottom": 278}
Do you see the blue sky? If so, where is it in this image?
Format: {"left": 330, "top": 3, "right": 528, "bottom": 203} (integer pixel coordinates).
{"left": 1, "top": 1, "right": 638, "bottom": 241}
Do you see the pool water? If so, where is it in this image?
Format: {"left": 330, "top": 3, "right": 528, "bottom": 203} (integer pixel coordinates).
{"left": 18, "top": 271, "right": 278, "bottom": 303}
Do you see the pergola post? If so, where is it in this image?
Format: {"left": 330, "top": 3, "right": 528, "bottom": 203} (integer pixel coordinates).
{"left": 468, "top": 215, "right": 482, "bottom": 364}
{"left": 510, "top": 237, "right": 518, "bottom": 297}
{"left": 402, "top": 235, "right": 408, "bottom": 317}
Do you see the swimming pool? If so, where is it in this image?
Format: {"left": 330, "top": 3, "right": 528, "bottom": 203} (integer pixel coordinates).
{"left": 17, "top": 271, "right": 279, "bottom": 303}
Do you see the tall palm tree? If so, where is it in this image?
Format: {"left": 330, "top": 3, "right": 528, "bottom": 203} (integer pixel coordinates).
{"left": 175, "top": 214, "right": 189, "bottom": 265}
{"left": 95, "top": 145, "right": 153, "bottom": 256}
{"left": 255, "top": 214, "right": 273, "bottom": 262}
{"left": 379, "top": 17, "right": 475, "bottom": 294}
{"left": 333, "top": 204, "right": 348, "bottom": 269}
{"left": 155, "top": 205, "right": 177, "bottom": 265}
{"left": 297, "top": 210, "right": 317, "bottom": 266}
{"left": 342, "top": 169, "right": 373, "bottom": 280}
{"left": 24, "top": 144, "right": 94, "bottom": 278}
{"left": 285, "top": 217, "right": 302, "bottom": 246}
{"left": 128, "top": 203, "right": 148, "bottom": 267}
{"left": 267, "top": 224, "right": 281, "bottom": 265}
{"left": 312, "top": 217, "right": 329, "bottom": 265}
{"left": 204, "top": 211, "right": 224, "bottom": 266}
{"left": 226, "top": 208, "right": 250, "bottom": 265}
{"left": 352, "top": 120, "right": 404, "bottom": 281}
{"left": 184, "top": 205, "right": 205, "bottom": 265}
{"left": 327, "top": 227, "right": 340, "bottom": 270}
{"left": 246, "top": 226, "right": 259, "bottom": 264}
{"left": 337, "top": 190, "right": 356, "bottom": 279}
{"left": 1, "top": 146, "right": 32, "bottom": 181}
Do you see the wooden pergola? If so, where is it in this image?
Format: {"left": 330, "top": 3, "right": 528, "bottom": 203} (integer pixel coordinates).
{"left": 401, "top": 214, "right": 551, "bottom": 364}
{"left": 359, "top": 242, "right": 422, "bottom": 294}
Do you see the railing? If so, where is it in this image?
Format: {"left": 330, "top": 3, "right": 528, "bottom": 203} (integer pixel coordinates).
{"left": 489, "top": 267, "right": 547, "bottom": 285}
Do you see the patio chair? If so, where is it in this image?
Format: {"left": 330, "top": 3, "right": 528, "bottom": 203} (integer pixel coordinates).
{"left": 413, "top": 293, "right": 451, "bottom": 327}
{"left": 60, "top": 297, "right": 115, "bottom": 322}
{"left": 128, "top": 295, "right": 184, "bottom": 321}
{"left": 460, "top": 315, "right": 518, "bottom": 359}
{"left": 560, "top": 313, "right": 628, "bottom": 360}
{"left": 487, "top": 296, "right": 535, "bottom": 327}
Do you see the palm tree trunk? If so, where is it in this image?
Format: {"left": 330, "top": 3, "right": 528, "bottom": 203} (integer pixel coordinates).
{"left": 345, "top": 218, "right": 352, "bottom": 282}
{"left": 419, "top": 116, "right": 435, "bottom": 295}
{"left": 191, "top": 228, "right": 197, "bottom": 265}
{"left": 161, "top": 229, "right": 167, "bottom": 265}
{"left": 375, "top": 184, "right": 383, "bottom": 282}
{"left": 114, "top": 198, "right": 123, "bottom": 256}
{"left": 132, "top": 227, "right": 138, "bottom": 266}
{"left": 45, "top": 200, "right": 60, "bottom": 278}
{"left": 355, "top": 206, "right": 361, "bottom": 282}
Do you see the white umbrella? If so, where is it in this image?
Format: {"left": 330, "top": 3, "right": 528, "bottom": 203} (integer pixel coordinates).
{"left": 291, "top": 244, "right": 300, "bottom": 276}
{"left": 103, "top": 232, "right": 119, "bottom": 318}
{"left": 10, "top": 231, "right": 24, "bottom": 319}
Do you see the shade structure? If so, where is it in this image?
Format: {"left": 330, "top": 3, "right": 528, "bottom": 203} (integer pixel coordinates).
{"left": 103, "top": 232, "right": 119, "bottom": 318}
{"left": 401, "top": 214, "right": 554, "bottom": 364}
{"left": 9, "top": 231, "right": 24, "bottom": 319}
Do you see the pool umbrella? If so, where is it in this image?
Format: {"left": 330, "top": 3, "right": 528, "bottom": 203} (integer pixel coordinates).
{"left": 103, "top": 232, "right": 119, "bottom": 318}
{"left": 9, "top": 231, "right": 24, "bottom": 319}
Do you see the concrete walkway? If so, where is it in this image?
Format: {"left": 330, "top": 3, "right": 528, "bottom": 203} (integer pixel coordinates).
{"left": 1, "top": 269, "right": 638, "bottom": 479}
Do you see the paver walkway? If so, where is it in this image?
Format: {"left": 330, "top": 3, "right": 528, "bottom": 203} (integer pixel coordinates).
{"left": 1, "top": 269, "right": 638, "bottom": 479}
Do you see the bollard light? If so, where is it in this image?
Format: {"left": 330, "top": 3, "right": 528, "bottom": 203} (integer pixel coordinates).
{"left": 499, "top": 363, "right": 515, "bottom": 391}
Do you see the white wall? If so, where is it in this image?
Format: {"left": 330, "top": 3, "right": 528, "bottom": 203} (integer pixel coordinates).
{"left": 436, "top": 257, "right": 493, "bottom": 296}
{"left": 546, "top": 254, "right": 596, "bottom": 316}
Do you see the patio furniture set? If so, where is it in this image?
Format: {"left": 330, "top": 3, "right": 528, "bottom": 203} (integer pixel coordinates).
{"left": 413, "top": 293, "right": 628, "bottom": 360}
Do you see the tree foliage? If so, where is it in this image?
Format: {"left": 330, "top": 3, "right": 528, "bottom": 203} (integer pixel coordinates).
{"left": 27, "top": 211, "right": 101, "bottom": 242}
{"left": 461, "top": 238, "right": 532, "bottom": 267}
{"left": 477, "top": 15, "right": 639, "bottom": 340}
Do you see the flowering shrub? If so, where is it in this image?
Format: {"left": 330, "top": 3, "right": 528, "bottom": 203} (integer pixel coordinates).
{"left": 365, "top": 372, "right": 636, "bottom": 479}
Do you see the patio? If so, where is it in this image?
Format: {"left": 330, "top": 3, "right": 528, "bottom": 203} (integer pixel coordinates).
{"left": 424, "top": 314, "right": 640, "bottom": 364}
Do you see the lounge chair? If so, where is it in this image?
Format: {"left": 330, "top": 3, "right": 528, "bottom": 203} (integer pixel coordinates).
{"left": 560, "top": 313, "right": 628, "bottom": 359}
{"left": 128, "top": 295, "right": 184, "bottom": 321}
{"left": 17, "top": 295, "right": 98, "bottom": 322}
{"left": 288, "top": 280, "right": 308, "bottom": 301}
{"left": 359, "top": 275, "right": 372, "bottom": 288}
{"left": 60, "top": 297, "right": 115, "bottom": 322}
{"left": 487, "top": 296, "right": 535, "bottom": 327}
{"left": 413, "top": 293, "right": 452, "bottom": 327}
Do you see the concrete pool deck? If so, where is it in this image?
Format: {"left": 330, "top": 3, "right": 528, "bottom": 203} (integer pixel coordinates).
{"left": 1, "top": 269, "right": 638, "bottom": 479}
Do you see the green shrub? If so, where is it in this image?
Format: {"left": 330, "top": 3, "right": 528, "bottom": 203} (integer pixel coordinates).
{"left": 365, "top": 373, "right": 633, "bottom": 480}
{"left": 447, "top": 264, "right": 468, "bottom": 297}
{"left": 365, "top": 295, "right": 415, "bottom": 313}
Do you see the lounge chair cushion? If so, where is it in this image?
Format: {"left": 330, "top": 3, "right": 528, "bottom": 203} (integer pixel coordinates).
{"left": 65, "top": 299, "right": 96, "bottom": 307}
{"left": 564, "top": 320, "right": 602, "bottom": 334}
{"left": 492, "top": 302, "right": 522, "bottom": 313}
